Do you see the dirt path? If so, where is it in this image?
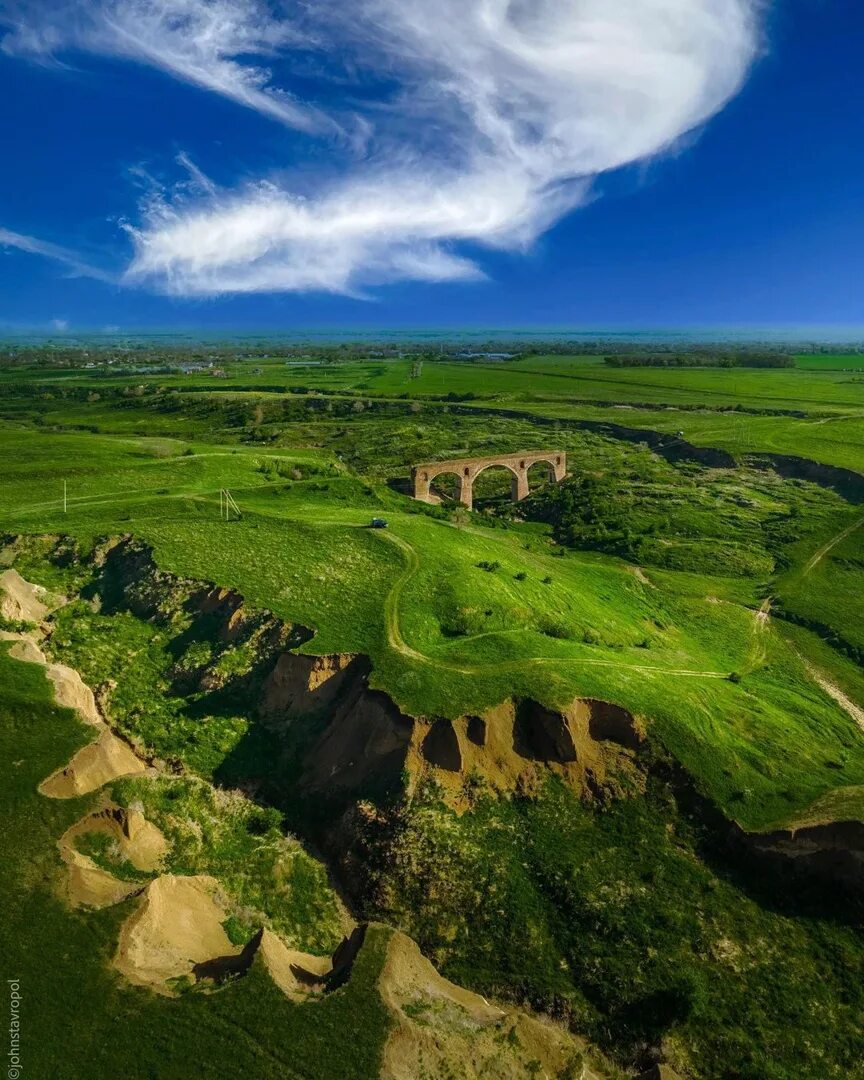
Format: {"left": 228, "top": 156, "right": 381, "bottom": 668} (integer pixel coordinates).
{"left": 376, "top": 530, "right": 730, "bottom": 681}
{"left": 803, "top": 662, "right": 864, "bottom": 733}
{"left": 743, "top": 597, "right": 772, "bottom": 673}
{"left": 803, "top": 514, "right": 864, "bottom": 577}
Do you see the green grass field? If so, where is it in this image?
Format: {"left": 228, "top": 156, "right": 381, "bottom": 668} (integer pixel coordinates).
{"left": 3, "top": 348, "right": 864, "bottom": 1080}
{"left": 2, "top": 421, "right": 863, "bottom": 831}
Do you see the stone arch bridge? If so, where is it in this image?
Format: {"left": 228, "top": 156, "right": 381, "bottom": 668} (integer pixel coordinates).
{"left": 412, "top": 451, "right": 567, "bottom": 511}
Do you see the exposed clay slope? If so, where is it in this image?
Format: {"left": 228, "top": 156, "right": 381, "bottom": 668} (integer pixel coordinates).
{"left": 57, "top": 804, "right": 167, "bottom": 908}
{"left": 1, "top": 579, "right": 150, "bottom": 800}
{"left": 44, "top": 660, "right": 103, "bottom": 726}
{"left": 40, "top": 728, "right": 146, "bottom": 798}
{"left": 289, "top": 652, "right": 647, "bottom": 808}
{"left": 256, "top": 928, "right": 332, "bottom": 999}
{"left": 739, "top": 818, "right": 864, "bottom": 890}
{"left": 301, "top": 680, "right": 417, "bottom": 795}
{"left": 4, "top": 634, "right": 102, "bottom": 725}
{"left": 0, "top": 567, "right": 51, "bottom": 623}
{"left": 57, "top": 847, "right": 140, "bottom": 909}
{"left": 114, "top": 874, "right": 240, "bottom": 993}
{"left": 261, "top": 651, "right": 365, "bottom": 719}
{"left": 378, "top": 929, "right": 595, "bottom": 1080}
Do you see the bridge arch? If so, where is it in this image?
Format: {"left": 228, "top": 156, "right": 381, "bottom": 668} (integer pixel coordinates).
{"left": 418, "top": 467, "right": 468, "bottom": 505}
{"left": 472, "top": 460, "right": 524, "bottom": 504}
{"left": 412, "top": 451, "right": 566, "bottom": 511}
{"left": 526, "top": 457, "right": 560, "bottom": 485}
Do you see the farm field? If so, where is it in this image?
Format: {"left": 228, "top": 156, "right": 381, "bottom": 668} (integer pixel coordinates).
{"left": 7, "top": 352, "right": 864, "bottom": 413}
{"left": 2, "top": 346, "right": 864, "bottom": 1080}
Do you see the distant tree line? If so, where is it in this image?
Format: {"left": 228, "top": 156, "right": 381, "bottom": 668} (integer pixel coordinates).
{"left": 3, "top": 339, "right": 862, "bottom": 371}
{"left": 604, "top": 352, "right": 795, "bottom": 369}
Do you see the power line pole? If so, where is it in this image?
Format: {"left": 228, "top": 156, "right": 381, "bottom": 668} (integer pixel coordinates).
{"left": 63, "top": 480, "right": 67, "bottom": 514}
{"left": 220, "top": 488, "right": 241, "bottom": 521}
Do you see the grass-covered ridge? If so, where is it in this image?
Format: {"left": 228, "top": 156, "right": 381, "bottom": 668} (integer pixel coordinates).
{"left": 3, "top": 347, "right": 864, "bottom": 1080}
{"left": 360, "top": 772, "right": 864, "bottom": 1080}
{"left": 3, "top": 420, "right": 864, "bottom": 831}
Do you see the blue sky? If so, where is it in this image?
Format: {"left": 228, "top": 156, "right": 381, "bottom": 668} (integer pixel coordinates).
{"left": 0, "top": 1, "right": 861, "bottom": 333}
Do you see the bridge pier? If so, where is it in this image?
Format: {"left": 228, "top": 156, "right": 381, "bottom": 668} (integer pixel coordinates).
{"left": 511, "top": 467, "right": 529, "bottom": 503}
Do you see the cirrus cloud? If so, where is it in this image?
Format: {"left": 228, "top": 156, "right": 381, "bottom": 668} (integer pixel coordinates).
{"left": 1, "top": 0, "right": 763, "bottom": 296}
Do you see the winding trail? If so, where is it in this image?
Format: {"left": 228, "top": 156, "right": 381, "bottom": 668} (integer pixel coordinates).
{"left": 803, "top": 662, "right": 864, "bottom": 733}
{"left": 803, "top": 513, "right": 864, "bottom": 576}
{"left": 376, "top": 529, "right": 730, "bottom": 681}
{"left": 743, "top": 597, "right": 772, "bottom": 674}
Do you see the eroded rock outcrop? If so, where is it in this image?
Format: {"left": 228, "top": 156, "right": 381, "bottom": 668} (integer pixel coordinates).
{"left": 295, "top": 675, "right": 647, "bottom": 810}
{"left": 114, "top": 874, "right": 240, "bottom": 993}
{"left": 0, "top": 569, "right": 149, "bottom": 801}
{"left": 0, "top": 568, "right": 52, "bottom": 623}
{"left": 40, "top": 729, "right": 147, "bottom": 798}
{"left": 301, "top": 682, "right": 416, "bottom": 795}
{"left": 58, "top": 803, "right": 168, "bottom": 908}
{"left": 256, "top": 928, "right": 332, "bottom": 999}
{"left": 261, "top": 651, "right": 365, "bottom": 720}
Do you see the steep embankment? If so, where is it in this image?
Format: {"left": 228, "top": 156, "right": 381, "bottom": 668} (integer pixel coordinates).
{"left": 1, "top": 563, "right": 622, "bottom": 1080}
{"left": 259, "top": 610, "right": 864, "bottom": 898}
{"left": 13, "top": 533, "right": 864, "bottom": 891}
{"left": 0, "top": 570, "right": 149, "bottom": 798}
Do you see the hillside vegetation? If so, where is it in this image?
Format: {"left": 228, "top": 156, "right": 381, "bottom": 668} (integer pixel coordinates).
{"left": 2, "top": 345, "right": 864, "bottom": 1080}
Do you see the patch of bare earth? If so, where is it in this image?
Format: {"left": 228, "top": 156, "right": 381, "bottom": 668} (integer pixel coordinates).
{"left": 1, "top": 570, "right": 148, "bottom": 797}
{"left": 256, "top": 929, "right": 332, "bottom": 999}
{"left": 114, "top": 875, "right": 240, "bottom": 993}
{"left": 379, "top": 930, "right": 591, "bottom": 1080}
{"left": 629, "top": 566, "right": 655, "bottom": 587}
{"left": 40, "top": 728, "right": 146, "bottom": 798}
{"left": 58, "top": 804, "right": 168, "bottom": 908}
{"left": 0, "top": 568, "right": 53, "bottom": 623}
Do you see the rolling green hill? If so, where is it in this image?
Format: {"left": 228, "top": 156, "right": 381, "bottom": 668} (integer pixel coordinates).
{"left": 2, "top": 347, "right": 864, "bottom": 1080}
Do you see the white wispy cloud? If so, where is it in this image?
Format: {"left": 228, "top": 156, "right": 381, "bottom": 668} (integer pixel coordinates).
{"left": 0, "top": 227, "right": 115, "bottom": 283}
{"left": 0, "top": 0, "right": 330, "bottom": 133}
{"left": 1, "top": 0, "right": 763, "bottom": 296}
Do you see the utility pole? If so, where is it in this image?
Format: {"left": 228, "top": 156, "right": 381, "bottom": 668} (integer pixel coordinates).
{"left": 220, "top": 489, "right": 241, "bottom": 521}
{"left": 63, "top": 480, "right": 67, "bottom": 514}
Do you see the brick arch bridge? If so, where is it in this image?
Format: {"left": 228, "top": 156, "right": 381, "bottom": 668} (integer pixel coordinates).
{"left": 412, "top": 451, "right": 567, "bottom": 511}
